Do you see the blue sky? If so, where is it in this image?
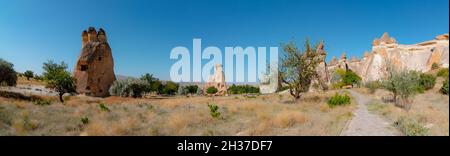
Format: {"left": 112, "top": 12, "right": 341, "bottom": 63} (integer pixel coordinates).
{"left": 0, "top": 0, "right": 448, "bottom": 81}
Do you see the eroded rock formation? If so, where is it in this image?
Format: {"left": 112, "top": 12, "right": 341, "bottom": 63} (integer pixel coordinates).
{"left": 73, "top": 27, "right": 116, "bottom": 97}
{"left": 327, "top": 32, "right": 449, "bottom": 82}
{"left": 204, "top": 64, "right": 227, "bottom": 95}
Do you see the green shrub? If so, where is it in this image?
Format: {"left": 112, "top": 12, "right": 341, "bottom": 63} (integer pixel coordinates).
{"left": 207, "top": 103, "right": 221, "bottom": 118}
{"left": 98, "top": 103, "right": 111, "bottom": 112}
{"left": 342, "top": 70, "right": 362, "bottom": 86}
{"left": 327, "top": 93, "right": 351, "bottom": 107}
{"left": 441, "top": 79, "right": 449, "bottom": 95}
{"left": 437, "top": 68, "right": 449, "bottom": 78}
{"left": 160, "top": 81, "right": 179, "bottom": 95}
{"left": 228, "top": 84, "right": 260, "bottom": 94}
{"left": 365, "top": 81, "right": 382, "bottom": 94}
{"left": 330, "top": 69, "right": 361, "bottom": 89}
{"left": 431, "top": 63, "right": 439, "bottom": 70}
{"left": 81, "top": 117, "right": 89, "bottom": 125}
{"left": 109, "top": 78, "right": 150, "bottom": 98}
{"left": 418, "top": 73, "right": 436, "bottom": 91}
{"left": 185, "top": 85, "right": 199, "bottom": 94}
{"left": 0, "top": 58, "right": 18, "bottom": 86}
{"left": 206, "top": 87, "right": 218, "bottom": 94}
{"left": 394, "top": 117, "right": 429, "bottom": 136}
{"left": 33, "top": 99, "right": 52, "bottom": 106}
{"left": 23, "top": 70, "right": 34, "bottom": 80}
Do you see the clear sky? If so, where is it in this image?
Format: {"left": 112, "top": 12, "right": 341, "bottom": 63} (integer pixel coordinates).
{"left": 0, "top": 0, "right": 448, "bottom": 81}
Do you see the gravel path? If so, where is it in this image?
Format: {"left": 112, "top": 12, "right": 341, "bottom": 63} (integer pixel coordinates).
{"left": 341, "top": 90, "right": 402, "bottom": 136}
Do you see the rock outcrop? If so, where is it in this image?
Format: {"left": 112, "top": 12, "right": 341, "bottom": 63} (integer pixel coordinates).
{"left": 326, "top": 32, "right": 449, "bottom": 82}
{"left": 73, "top": 27, "right": 116, "bottom": 97}
{"left": 204, "top": 64, "right": 227, "bottom": 95}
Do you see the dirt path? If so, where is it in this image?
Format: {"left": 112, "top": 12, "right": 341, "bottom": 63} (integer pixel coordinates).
{"left": 341, "top": 90, "right": 402, "bottom": 136}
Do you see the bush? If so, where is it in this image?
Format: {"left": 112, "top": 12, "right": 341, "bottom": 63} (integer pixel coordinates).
{"left": 98, "top": 103, "right": 111, "bottom": 112}
{"left": 365, "top": 81, "right": 382, "bottom": 94}
{"left": 342, "top": 70, "right": 362, "bottom": 87}
{"left": 109, "top": 78, "right": 150, "bottom": 98}
{"left": 23, "top": 70, "right": 34, "bottom": 80}
{"left": 160, "top": 81, "right": 179, "bottom": 95}
{"left": 437, "top": 68, "right": 449, "bottom": 78}
{"left": 0, "top": 58, "right": 18, "bottom": 86}
{"left": 206, "top": 87, "right": 218, "bottom": 94}
{"left": 228, "top": 84, "right": 260, "bottom": 94}
{"left": 431, "top": 63, "right": 439, "bottom": 70}
{"left": 33, "top": 99, "right": 52, "bottom": 106}
{"left": 330, "top": 69, "right": 361, "bottom": 89}
{"left": 184, "top": 85, "right": 199, "bottom": 94}
{"left": 81, "top": 117, "right": 89, "bottom": 125}
{"left": 418, "top": 73, "right": 436, "bottom": 91}
{"left": 394, "top": 117, "right": 429, "bottom": 136}
{"left": 441, "top": 79, "right": 449, "bottom": 95}
{"left": 327, "top": 93, "right": 351, "bottom": 107}
{"left": 140, "top": 73, "right": 160, "bottom": 92}
{"left": 207, "top": 103, "right": 221, "bottom": 118}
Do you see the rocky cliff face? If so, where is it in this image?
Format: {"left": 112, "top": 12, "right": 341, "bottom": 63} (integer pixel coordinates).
{"left": 349, "top": 33, "right": 449, "bottom": 82}
{"left": 204, "top": 64, "right": 228, "bottom": 95}
{"left": 73, "top": 27, "right": 116, "bottom": 97}
{"left": 326, "top": 33, "right": 449, "bottom": 83}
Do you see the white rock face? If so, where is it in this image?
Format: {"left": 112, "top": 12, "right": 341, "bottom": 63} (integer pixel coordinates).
{"left": 327, "top": 33, "right": 449, "bottom": 82}
{"left": 204, "top": 64, "right": 227, "bottom": 95}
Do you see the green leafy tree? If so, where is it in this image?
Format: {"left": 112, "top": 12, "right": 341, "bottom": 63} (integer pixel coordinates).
{"left": 0, "top": 58, "right": 17, "bottom": 86}
{"left": 42, "top": 60, "right": 76, "bottom": 102}
{"left": 161, "top": 81, "right": 179, "bottom": 95}
{"left": 24, "top": 70, "right": 34, "bottom": 80}
{"left": 342, "top": 70, "right": 362, "bottom": 87}
{"left": 279, "top": 39, "right": 323, "bottom": 99}
{"left": 382, "top": 65, "right": 421, "bottom": 110}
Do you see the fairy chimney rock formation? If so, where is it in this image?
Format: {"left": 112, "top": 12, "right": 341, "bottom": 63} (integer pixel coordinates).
{"left": 73, "top": 27, "right": 116, "bottom": 97}
{"left": 204, "top": 64, "right": 227, "bottom": 95}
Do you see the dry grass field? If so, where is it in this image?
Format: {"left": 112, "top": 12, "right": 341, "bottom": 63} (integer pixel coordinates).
{"left": 0, "top": 88, "right": 355, "bottom": 136}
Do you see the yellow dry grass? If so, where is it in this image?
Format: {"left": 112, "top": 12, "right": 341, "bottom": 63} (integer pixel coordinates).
{"left": 0, "top": 90, "right": 356, "bottom": 136}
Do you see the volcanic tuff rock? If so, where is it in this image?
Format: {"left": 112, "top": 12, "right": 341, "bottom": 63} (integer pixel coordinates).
{"left": 73, "top": 27, "right": 116, "bottom": 97}
{"left": 326, "top": 32, "right": 449, "bottom": 82}
{"left": 204, "top": 64, "right": 228, "bottom": 95}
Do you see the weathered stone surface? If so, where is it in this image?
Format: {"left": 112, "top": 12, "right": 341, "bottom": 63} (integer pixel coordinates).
{"left": 204, "top": 64, "right": 227, "bottom": 95}
{"left": 327, "top": 33, "right": 449, "bottom": 82}
{"left": 73, "top": 27, "right": 116, "bottom": 97}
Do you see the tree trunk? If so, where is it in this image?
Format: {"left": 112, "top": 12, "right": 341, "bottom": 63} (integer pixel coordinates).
{"left": 59, "top": 93, "right": 64, "bottom": 103}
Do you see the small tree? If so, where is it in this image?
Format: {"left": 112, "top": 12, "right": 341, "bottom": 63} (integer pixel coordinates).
{"left": 42, "top": 61, "right": 76, "bottom": 102}
{"left": 24, "top": 70, "right": 34, "bottom": 80}
{"left": 279, "top": 39, "right": 323, "bottom": 99}
{"left": 382, "top": 65, "right": 420, "bottom": 110}
{"left": 342, "top": 70, "right": 362, "bottom": 87}
{"left": 0, "top": 58, "right": 17, "bottom": 86}
{"left": 161, "top": 81, "right": 179, "bottom": 95}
